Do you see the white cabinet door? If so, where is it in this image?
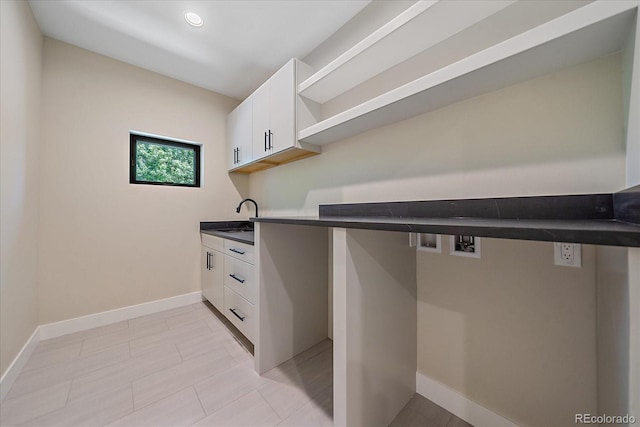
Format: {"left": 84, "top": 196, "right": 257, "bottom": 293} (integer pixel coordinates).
{"left": 201, "top": 246, "right": 223, "bottom": 311}
{"left": 269, "top": 59, "right": 296, "bottom": 154}
{"left": 252, "top": 81, "right": 271, "bottom": 160}
{"left": 252, "top": 59, "right": 296, "bottom": 159}
{"left": 227, "top": 107, "right": 239, "bottom": 170}
{"left": 228, "top": 96, "right": 253, "bottom": 170}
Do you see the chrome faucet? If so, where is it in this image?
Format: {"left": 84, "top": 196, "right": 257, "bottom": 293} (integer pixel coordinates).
{"left": 236, "top": 198, "right": 259, "bottom": 218}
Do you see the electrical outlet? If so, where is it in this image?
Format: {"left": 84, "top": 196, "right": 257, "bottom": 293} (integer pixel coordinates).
{"left": 554, "top": 242, "right": 581, "bottom": 267}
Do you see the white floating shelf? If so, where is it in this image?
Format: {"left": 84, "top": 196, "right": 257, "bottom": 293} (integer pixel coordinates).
{"left": 298, "top": 1, "right": 637, "bottom": 146}
{"left": 297, "top": 0, "right": 518, "bottom": 104}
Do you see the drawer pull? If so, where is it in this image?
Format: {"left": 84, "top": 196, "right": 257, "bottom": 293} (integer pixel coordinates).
{"left": 229, "top": 308, "right": 245, "bottom": 321}
{"left": 229, "top": 248, "right": 246, "bottom": 255}
{"left": 229, "top": 273, "right": 245, "bottom": 284}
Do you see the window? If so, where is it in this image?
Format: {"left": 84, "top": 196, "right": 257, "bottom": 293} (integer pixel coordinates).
{"left": 130, "top": 133, "right": 201, "bottom": 187}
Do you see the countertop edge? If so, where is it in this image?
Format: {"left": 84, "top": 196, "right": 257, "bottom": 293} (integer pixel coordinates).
{"left": 200, "top": 229, "right": 254, "bottom": 246}
{"left": 250, "top": 189, "right": 640, "bottom": 247}
{"left": 251, "top": 216, "right": 640, "bottom": 247}
{"left": 199, "top": 221, "right": 255, "bottom": 245}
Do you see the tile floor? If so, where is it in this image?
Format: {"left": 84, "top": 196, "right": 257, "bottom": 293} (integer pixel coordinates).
{"left": 0, "top": 301, "right": 470, "bottom": 427}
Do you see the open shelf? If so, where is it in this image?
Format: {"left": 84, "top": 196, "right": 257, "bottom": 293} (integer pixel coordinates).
{"left": 297, "top": 0, "right": 517, "bottom": 104}
{"left": 298, "top": 1, "right": 638, "bottom": 146}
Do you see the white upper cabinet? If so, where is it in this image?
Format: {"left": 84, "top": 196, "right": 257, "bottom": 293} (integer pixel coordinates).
{"left": 251, "top": 79, "right": 271, "bottom": 158}
{"left": 228, "top": 96, "right": 253, "bottom": 170}
{"left": 228, "top": 58, "right": 320, "bottom": 173}
{"left": 268, "top": 61, "right": 296, "bottom": 154}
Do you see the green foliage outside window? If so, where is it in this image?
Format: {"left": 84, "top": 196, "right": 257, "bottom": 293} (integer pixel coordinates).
{"left": 130, "top": 134, "right": 200, "bottom": 187}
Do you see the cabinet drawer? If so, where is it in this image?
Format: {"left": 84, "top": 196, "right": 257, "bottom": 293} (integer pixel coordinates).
{"left": 201, "top": 233, "right": 224, "bottom": 252}
{"left": 224, "top": 287, "right": 255, "bottom": 342}
{"left": 224, "top": 255, "right": 256, "bottom": 304}
{"left": 224, "top": 240, "right": 254, "bottom": 264}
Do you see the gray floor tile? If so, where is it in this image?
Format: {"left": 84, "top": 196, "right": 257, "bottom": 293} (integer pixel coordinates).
{"left": 414, "top": 395, "right": 452, "bottom": 427}
{"left": 35, "top": 321, "right": 129, "bottom": 354}
{"left": 129, "top": 320, "right": 213, "bottom": 357}
{"left": 68, "top": 343, "right": 181, "bottom": 402}
{"left": 21, "top": 384, "right": 133, "bottom": 427}
{"left": 192, "top": 390, "right": 281, "bottom": 427}
{"left": 276, "top": 382, "right": 332, "bottom": 427}
{"left": 447, "top": 415, "right": 474, "bottom": 427}
{"left": 1, "top": 303, "right": 464, "bottom": 427}
{"left": 106, "top": 386, "right": 205, "bottom": 427}
{"left": 176, "top": 329, "right": 235, "bottom": 361}
{"left": 128, "top": 305, "right": 195, "bottom": 329}
{"left": 6, "top": 343, "right": 129, "bottom": 400}
{"left": 22, "top": 341, "right": 82, "bottom": 372}
{"left": 81, "top": 321, "right": 168, "bottom": 355}
{"left": 0, "top": 381, "right": 71, "bottom": 425}
{"left": 195, "top": 362, "right": 265, "bottom": 415}
{"left": 132, "top": 350, "right": 237, "bottom": 410}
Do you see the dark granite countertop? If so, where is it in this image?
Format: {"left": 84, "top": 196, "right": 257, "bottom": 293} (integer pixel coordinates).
{"left": 252, "top": 187, "right": 640, "bottom": 247}
{"left": 200, "top": 221, "right": 254, "bottom": 245}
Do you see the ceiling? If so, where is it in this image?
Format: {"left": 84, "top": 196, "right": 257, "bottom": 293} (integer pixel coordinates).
{"left": 28, "top": 0, "right": 370, "bottom": 100}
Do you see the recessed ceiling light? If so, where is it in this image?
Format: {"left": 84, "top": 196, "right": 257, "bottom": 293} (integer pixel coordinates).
{"left": 185, "top": 12, "right": 204, "bottom": 28}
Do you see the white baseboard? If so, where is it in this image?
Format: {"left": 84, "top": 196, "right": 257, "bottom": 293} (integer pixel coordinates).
{"left": 39, "top": 291, "right": 203, "bottom": 340}
{"left": 0, "top": 327, "right": 40, "bottom": 402}
{"left": 416, "top": 372, "right": 519, "bottom": 427}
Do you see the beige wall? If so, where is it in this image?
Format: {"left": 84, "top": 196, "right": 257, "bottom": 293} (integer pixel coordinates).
{"left": 596, "top": 246, "right": 629, "bottom": 422}
{"left": 249, "top": 53, "right": 625, "bottom": 426}
{"left": 0, "top": 1, "right": 43, "bottom": 378}
{"left": 418, "top": 238, "right": 598, "bottom": 426}
{"left": 38, "top": 39, "right": 248, "bottom": 324}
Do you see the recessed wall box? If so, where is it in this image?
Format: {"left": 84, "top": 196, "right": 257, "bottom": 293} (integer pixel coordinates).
{"left": 417, "top": 233, "right": 441, "bottom": 253}
{"left": 450, "top": 235, "right": 481, "bottom": 258}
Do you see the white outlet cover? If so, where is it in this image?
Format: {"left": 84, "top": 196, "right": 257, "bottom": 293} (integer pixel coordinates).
{"left": 554, "top": 242, "right": 582, "bottom": 267}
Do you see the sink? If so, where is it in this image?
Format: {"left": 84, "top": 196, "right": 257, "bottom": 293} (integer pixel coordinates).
{"left": 217, "top": 227, "right": 254, "bottom": 233}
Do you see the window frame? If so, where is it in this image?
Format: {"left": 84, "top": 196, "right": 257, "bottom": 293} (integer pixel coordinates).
{"left": 129, "top": 133, "right": 201, "bottom": 188}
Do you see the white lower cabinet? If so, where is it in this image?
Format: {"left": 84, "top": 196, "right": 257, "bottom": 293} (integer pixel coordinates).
{"left": 201, "top": 236, "right": 224, "bottom": 311}
{"left": 223, "top": 240, "right": 255, "bottom": 343}
{"left": 201, "top": 233, "right": 255, "bottom": 344}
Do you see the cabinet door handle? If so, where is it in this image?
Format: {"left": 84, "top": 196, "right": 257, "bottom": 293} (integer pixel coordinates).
{"left": 268, "top": 130, "right": 273, "bottom": 150}
{"left": 236, "top": 147, "right": 240, "bottom": 164}
{"left": 229, "top": 273, "right": 245, "bottom": 284}
{"left": 264, "top": 131, "right": 268, "bottom": 151}
{"left": 206, "top": 252, "right": 210, "bottom": 270}
{"left": 229, "top": 248, "right": 246, "bottom": 255}
{"left": 233, "top": 148, "right": 237, "bottom": 164}
{"left": 229, "top": 308, "right": 245, "bottom": 321}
